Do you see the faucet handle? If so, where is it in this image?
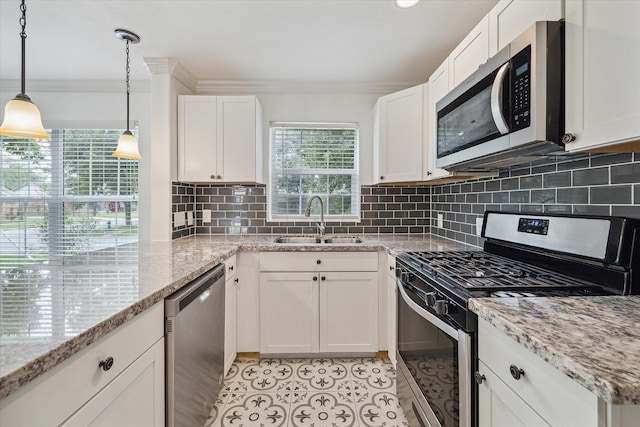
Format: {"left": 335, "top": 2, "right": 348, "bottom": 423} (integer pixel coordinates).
{"left": 316, "top": 223, "right": 325, "bottom": 235}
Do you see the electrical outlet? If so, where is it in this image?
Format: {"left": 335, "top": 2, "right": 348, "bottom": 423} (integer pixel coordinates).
{"left": 173, "top": 212, "right": 185, "bottom": 228}
{"left": 186, "top": 211, "right": 194, "bottom": 226}
{"left": 476, "top": 217, "right": 484, "bottom": 236}
{"left": 202, "top": 209, "right": 212, "bottom": 224}
{"left": 437, "top": 213, "right": 444, "bottom": 229}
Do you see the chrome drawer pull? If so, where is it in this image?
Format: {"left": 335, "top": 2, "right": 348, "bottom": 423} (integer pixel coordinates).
{"left": 99, "top": 357, "right": 114, "bottom": 372}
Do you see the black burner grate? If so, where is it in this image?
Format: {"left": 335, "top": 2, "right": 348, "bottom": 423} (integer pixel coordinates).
{"left": 403, "top": 251, "right": 601, "bottom": 292}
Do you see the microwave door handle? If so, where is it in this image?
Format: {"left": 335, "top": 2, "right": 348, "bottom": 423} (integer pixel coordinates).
{"left": 491, "top": 62, "right": 511, "bottom": 135}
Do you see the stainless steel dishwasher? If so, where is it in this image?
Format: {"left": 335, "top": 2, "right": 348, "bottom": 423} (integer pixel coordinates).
{"left": 165, "top": 264, "right": 225, "bottom": 427}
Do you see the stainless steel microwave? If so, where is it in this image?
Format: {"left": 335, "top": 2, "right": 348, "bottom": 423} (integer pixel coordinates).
{"left": 436, "top": 21, "right": 565, "bottom": 172}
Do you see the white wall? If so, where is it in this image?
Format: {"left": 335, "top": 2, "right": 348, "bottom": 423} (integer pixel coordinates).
{"left": 253, "top": 92, "right": 380, "bottom": 185}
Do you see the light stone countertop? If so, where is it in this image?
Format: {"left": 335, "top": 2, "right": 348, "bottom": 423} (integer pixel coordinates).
{"left": 469, "top": 296, "right": 640, "bottom": 405}
{"left": 0, "top": 233, "right": 471, "bottom": 399}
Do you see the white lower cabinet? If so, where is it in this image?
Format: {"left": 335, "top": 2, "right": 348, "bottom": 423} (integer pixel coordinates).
{"left": 0, "top": 302, "right": 164, "bottom": 427}
{"left": 319, "top": 271, "right": 378, "bottom": 353}
{"left": 259, "top": 252, "right": 378, "bottom": 355}
{"left": 477, "top": 318, "right": 640, "bottom": 427}
{"left": 260, "top": 272, "right": 320, "bottom": 354}
{"left": 60, "top": 339, "right": 164, "bottom": 427}
{"left": 385, "top": 253, "right": 397, "bottom": 368}
{"left": 224, "top": 254, "right": 238, "bottom": 374}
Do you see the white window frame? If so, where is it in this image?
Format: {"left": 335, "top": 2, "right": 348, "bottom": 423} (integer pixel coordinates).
{"left": 268, "top": 122, "right": 360, "bottom": 222}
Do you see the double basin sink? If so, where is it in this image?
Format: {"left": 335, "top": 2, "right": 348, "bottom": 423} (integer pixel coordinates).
{"left": 273, "top": 235, "right": 364, "bottom": 244}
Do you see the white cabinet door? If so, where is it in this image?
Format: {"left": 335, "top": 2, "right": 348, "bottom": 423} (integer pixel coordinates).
{"left": 386, "top": 254, "right": 397, "bottom": 368}
{"left": 224, "top": 275, "right": 237, "bottom": 375}
{"left": 236, "top": 252, "right": 260, "bottom": 353}
{"left": 319, "top": 271, "right": 378, "bottom": 353}
{"left": 217, "top": 96, "right": 262, "bottom": 183}
{"left": 260, "top": 272, "right": 320, "bottom": 354}
{"left": 426, "top": 60, "right": 453, "bottom": 180}
{"left": 61, "top": 339, "right": 165, "bottom": 427}
{"left": 177, "top": 95, "right": 264, "bottom": 183}
{"left": 489, "top": 0, "right": 564, "bottom": 56}
{"left": 564, "top": 0, "right": 640, "bottom": 151}
{"left": 374, "top": 84, "right": 425, "bottom": 184}
{"left": 449, "top": 16, "right": 490, "bottom": 88}
{"left": 177, "top": 96, "right": 217, "bottom": 182}
{"left": 477, "top": 361, "right": 550, "bottom": 427}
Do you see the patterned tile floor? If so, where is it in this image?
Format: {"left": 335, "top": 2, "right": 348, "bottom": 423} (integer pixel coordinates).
{"left": 204, "top": 357, "right": 410, "bottom": 427}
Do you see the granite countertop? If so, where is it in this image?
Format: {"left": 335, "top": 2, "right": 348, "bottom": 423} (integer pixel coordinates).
{"left": 469, "top": 296, "right": 640, "bottom": 405}
{"left": 0, "top": 233, "right": 471, "bottom": 399}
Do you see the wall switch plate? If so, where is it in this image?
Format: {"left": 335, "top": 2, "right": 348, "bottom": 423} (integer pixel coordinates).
{"left": 173, "top": 212, "right": 185, "bottom": 228}
{"left": 202, "top": 209, "right": 212, "bottom": 224}
{"left": 437, "top": 213, "right": 444, "bottom": 229}
{"left": 186, "top": 211, "right": 194, "bottom": 226}
{"left": 476, "top": 217, "right": 484, "bottom": 236}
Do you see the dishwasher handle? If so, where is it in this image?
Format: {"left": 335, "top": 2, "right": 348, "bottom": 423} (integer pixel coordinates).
{"left": 165, "top": 264, "right": 225, "bottom": 316}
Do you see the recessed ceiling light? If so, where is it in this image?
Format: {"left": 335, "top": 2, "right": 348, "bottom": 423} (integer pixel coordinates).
{"left": 395, "top": 0, "right": 420, "bottom": 8}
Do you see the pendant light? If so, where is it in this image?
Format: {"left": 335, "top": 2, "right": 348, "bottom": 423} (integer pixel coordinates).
{"left": 0, "top": 0, "right": 49, "bottom": 140}
{"left": 112, "top": 28, "right": 141, "bottom": 160}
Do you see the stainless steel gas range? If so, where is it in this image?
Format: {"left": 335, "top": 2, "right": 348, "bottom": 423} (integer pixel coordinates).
{"left": 395, "top": 211, "right": 640, "bottom": 427}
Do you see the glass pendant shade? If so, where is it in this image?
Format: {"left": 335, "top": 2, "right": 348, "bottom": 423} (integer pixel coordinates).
{"left": 0, "top": 94, "right": 49, "bottom": 140}
{"left": 395, "top": 0, "right": 420, "bottom": 8}
{"left": 112, "top": 130, "right": 141, "bottom": 160}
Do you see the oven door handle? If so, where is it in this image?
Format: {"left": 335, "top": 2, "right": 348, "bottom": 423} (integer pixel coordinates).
{"left": 396, "top": 277, "right": 459, "bottom": 340}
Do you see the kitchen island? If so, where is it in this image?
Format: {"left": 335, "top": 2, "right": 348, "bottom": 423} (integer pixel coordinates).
{"left": 0, "top": 233, "right": 469, "bottom": 400}
{"left": 470, "top": 296, "right": 640, "bottom": 426}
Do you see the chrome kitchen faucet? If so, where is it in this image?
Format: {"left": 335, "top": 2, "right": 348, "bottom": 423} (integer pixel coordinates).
{"left": 305, "top": 196, "right": 325, "bottom": 236}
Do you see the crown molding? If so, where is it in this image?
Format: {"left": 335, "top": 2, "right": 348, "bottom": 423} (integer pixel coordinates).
{"left": 0, "top": 79, "right": 150, "bottom": 93}
{"left": 195, "top": 79, "right": 422, "bottom": 95}
{"left": 143, "top": 58, "right": 198, "bottom": 92}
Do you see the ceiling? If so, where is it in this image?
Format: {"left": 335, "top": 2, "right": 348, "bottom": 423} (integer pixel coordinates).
{"left": 0, "top": 0, "right": 498, "bottom": 86}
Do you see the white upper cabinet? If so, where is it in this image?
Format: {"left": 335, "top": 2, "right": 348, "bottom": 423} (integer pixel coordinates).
{"left": 373, "top": 84, "right": 425, "bottom": 184}
{"left": 489, "top": 0, "right": 564, "bottom": 57}
{"left": 178, "top": 95, "right": 263, "bottom": 183}
{"left": 426, "top": 60, "right": 452, "bottom": 180}
{"left": 564, "top": 0, "right": 640, "bottom": 152}
{"left": 449, "top": 16, "right": 490, "bottom": 88}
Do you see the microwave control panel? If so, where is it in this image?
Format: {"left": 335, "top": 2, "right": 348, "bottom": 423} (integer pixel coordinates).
{"left": 511, "top": 45, "right": 531, "bottom": 132}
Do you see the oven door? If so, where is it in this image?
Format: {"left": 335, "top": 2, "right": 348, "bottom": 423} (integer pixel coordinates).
{"left": 396, "top": 277, "right": 471, "bottom": 427}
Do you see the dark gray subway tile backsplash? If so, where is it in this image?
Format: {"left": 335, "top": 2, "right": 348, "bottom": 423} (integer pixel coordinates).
{"left": 430, "top": 152, "right": 640, "bottom": 246}
{"left": 172, "top": 152, "right": 640, "bottom": 245}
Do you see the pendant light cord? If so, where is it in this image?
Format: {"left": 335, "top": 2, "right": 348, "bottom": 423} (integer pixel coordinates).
{"left": 125, "top": 39, "right": 131, "bottom": 133}
{"left": 19, "top": 0, "right": 27, "bottom": 96}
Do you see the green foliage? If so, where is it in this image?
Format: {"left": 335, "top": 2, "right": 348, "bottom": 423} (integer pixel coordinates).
{"left": 36, "top": 214, "right": 98, "bottom": 255}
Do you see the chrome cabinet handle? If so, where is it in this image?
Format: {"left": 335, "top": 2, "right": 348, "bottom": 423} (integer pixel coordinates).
{"left": 510, "top": 364, "right": 525, "bottom": 380}
{"left": 474, "top": 372, "right": 486, "bottom": 384}
{"left": 99, "top": 357, "right": 114, "bottom": 372}
{"left": 490, "top": 62, "right": 511, "bottom": 135}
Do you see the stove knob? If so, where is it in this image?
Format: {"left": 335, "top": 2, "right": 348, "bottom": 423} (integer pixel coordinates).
{"left": 433, "top": 299, "right": 450, "bottom": 315}
{"left": 425, "top": 292, "right": 437, "bottom": 306}
{"left": 400, "top": 271, "right": 416, "bottom": 282}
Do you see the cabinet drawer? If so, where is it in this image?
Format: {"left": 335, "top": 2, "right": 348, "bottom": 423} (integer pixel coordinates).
{"left": 224, "top": 254, "right": 237, "bottom": 280}
{"left": 0, "top": 302, "right": 164, "bottom": 427}
{"left": 478, "top": 318, "right": 598, "bottom": 427}
{"left": 259, "top": 251, "right": 378, "bottom": 272}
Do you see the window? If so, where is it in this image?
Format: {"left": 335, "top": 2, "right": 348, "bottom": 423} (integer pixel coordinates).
{"left": 269, "top": 122, "right": 359, "bottom": 221}
{"left": 0, "top": 128, "right": 139, "bottom": 270}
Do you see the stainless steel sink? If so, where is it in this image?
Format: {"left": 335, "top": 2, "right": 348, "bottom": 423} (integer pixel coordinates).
{"left": 272, "top": 236, "right": 322, "bottom": 244}
{"left": 322, "top": 236, "right": 364, "bottom": 244}
{"left": 272, "top": 235, "right": 363, "bottom": 244}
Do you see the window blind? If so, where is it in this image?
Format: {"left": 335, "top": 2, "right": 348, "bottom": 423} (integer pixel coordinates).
{"left": 269, "top": 123, "right": 359, "bottom": 221}
{"left": 0, "top": 129, "right": 139, "bottom": 337}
